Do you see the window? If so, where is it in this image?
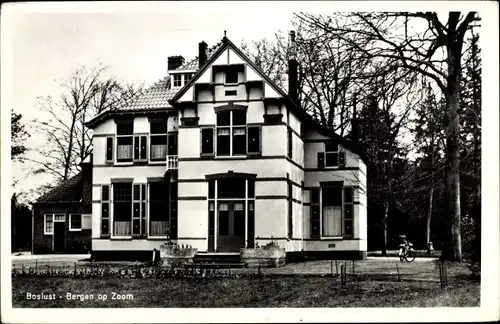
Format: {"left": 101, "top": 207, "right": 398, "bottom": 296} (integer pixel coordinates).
{"left": 173, "top": 74, "right": 182, "bottom": 88}
{"left": 106, "top": 137, "right": 113, "bottom": 162}
{"left": 225, "top": 70, "right": 238, "bottom": 84}
{"left": 184, "top": 73, "right": 192, "bottom": 85}
{"left": 325, "top": 142, "right": 339, "bottom": 167}
{"left": 288, "top": 127, "right": 293, "bottom": 159}
{"left": 82, "top": 214, "right": 92, "bottom": 230}
{"left": 149, "top": 182, "right": 169, "bottom": 236}
{"left": 116, "top": 121, "right": 133, "bottom": 162}
{"left": 150, "top": 120, "right": 168, "bottom": 161}
{"left": 310, "top": 188, "right": 320, "bottom": 238}
{"left": 322, "top": 186, "right": 342, "bottom": 237}
{"left": 132, "top": 184, "right": 147, "bottom": 236}
{"left": 225, "top": 90, "right": 237, "bottom": 96}
{"left": 44, "top": 214, "right": 65, "bottom": 235}
{"left": 69, "top": 214, "right": 82, "bottom": 231}
{"left": 101, "top": 185, "right": 110, "bottom": 236}
{"left": 113, "top": 183, "right": 132, "bottom": 236}
{"left": 216, "top": 110, "right": 246, "bottom": 156}
{"left": 44, "top": 214, "right": 54, "bottom": 235}
{"left": 317, "top": 141, "right": 346, "bottom": 168}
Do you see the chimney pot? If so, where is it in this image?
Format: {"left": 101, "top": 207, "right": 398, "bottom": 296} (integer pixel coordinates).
{"left": 198, "top": 41, "right": 208, "bottom": 68}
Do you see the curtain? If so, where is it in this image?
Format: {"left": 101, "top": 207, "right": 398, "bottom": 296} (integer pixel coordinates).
{"left": 117, "top": 145, "right": 133, "bottom": 159}
{"left": 322, "top": 206, "right": 342, "bottom": 236}
{"left": 151, "top": 144, "right": 167, "bottom": 159}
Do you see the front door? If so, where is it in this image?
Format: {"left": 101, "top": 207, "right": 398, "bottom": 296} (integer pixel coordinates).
{"left": 53, "top": 222, "right": 65, "bottom": 253}
{"left": 217, "top": 201, "right": 245, "bottom": 252}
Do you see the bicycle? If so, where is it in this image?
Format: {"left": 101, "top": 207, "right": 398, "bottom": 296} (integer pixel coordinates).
{"left": 399, "top": 242, "right": 416, "bottom": 262}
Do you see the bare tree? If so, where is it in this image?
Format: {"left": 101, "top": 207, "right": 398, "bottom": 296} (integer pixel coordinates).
{"left": 28, "top": 65, "right": 143, "bottom": 184}
{"left": 297, "top": 11, "right": 480, "bottom": 261}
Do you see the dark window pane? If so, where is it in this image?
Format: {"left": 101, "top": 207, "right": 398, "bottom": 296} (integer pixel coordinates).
{"left": 150, "top": 120, "right": 168, "bottom": 134}
{"left": 234, "top": 209, "right": 245, "bottom": 236}
{"left": 248, "top": 180, "right": 255, "bottom": 198}
{"left": 216, "top": 111, "right": 230, "bottom": 126}
{"left": 325, "top": 141, "right": 338, "bottom": 152}
{"left": 117, "top": 121, "right": 133, "bottom": 135}
{"left": 114, "top": 202, "right": 131, "bottom": 221}
{"left": 133, "top": 219, "right": 141, "bottom": 234}
{"left": 168, "top": 134, "right": 177, "bottom": 155}
{"left": 150, "top": 182, "right": 167, "bottom": 201}
{"left": 140, "top": 136, "right": 147, "bottom": 160}
{"left": 219, "top": 210, "right": 229, "bottom": 235}
{"left": 208, "top": 180, "right": 215, "bottom": 199}
{"left": 133, "top": 185, "right": 140, "bottom": 200}
{"left": 345, "top": 204, "right": 353, "bottom": 220}
{"left": 141, "top": 202, "right": 146, "bottom": 219}
{"left": 114, "top": 183, "right": 132, "bottom": 201}
{"left": 117, "top": 136, "right": 132, "bottom": 145}
{"left": 150, "top": 202, "right": 168, "bottom": 222}
{"left": 322, "top": 187, "right": 342, "bottom": 206}
{"left": 101, "top": 219, "right": 109, "bottom": 235}
{"left": 288, "top": 128, "right": 293, "bottom": 158}
{"left": 325, "top": 152, "right": 339, "bottom": 167}
{"left": 232, "top": 111, "right": 246, "bottom": 126}
{"left": 311, "top": 206, "right": 320, "bottom": 237}
{"left": 317, "top": 152, "right": 325, "bottom": 168}
{"left": 102, "top": 186, "right": 110, "bottom": 201}
{"left": 232, "top": 128, "right": 246, "bottom": 155}
{"left": 344, "top": 219, "right": 353, "bottom": 236}
{"left": 247, "top": 126, "right": 260, "bottom": 153}
{"left": 217, "top": 129, "right": 230, "bottom": 155}
{"left": 101, "top": 202, "right": 109, "bottom": 218}
{"left": 141, "top": 185, "right": 146, "bottom": 201}
{"left": 133, "top": 202, "right": 140, "bottom": 218}
{"left": 134, "top": 136, "right": 140, "bottom": 160}
{"left": 201, "top": 128, "right": 214, "bottom": 154}
{"left": 311, "top": 188, "right": 319, "bottom": 204}
{"left": 218, "top": 178, "right": 245, "bottom": 198}
{"left": 106, "top": 138, "right": 113, "bottom": 161}
{"left": 225, "top": 70, "right": 238, "bottom": 83}
{"left": 344, "top": 188, "right": 353, "bottom": 203}
{"left": 151, "top": 135, "right": 167, "bottom": 145}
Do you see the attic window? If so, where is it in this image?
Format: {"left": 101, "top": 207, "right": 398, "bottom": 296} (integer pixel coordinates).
{"left": 184, "top": 73, "right": 193, "bottom": 84}
{"left": 225, "top": 70, "right": 238, "bottom": 84}
{"left": 173, "top": 74, "right": 182, "bottom": 87}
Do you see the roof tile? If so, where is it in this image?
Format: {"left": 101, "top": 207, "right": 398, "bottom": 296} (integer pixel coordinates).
{"left": 35, "top": 174, "right": 82, "bottom": 204}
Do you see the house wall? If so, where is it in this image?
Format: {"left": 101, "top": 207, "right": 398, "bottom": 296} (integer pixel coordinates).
{"left": 32, "top": 204, "right": 91, "bottom": 254}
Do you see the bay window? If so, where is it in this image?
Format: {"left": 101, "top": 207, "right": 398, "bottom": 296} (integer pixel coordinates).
{"left": 149, "top": 182, "right": 169, "bottom": 236}
{"left": 310, "top": 186, "right": 354, "bottom": 238}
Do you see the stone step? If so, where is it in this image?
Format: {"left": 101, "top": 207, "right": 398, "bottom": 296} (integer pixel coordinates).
{"left": 193, "top": 253, "right": 241, "bottom": 264}
{"left": 184, "top": 262, "right": 247, "bottom": 269}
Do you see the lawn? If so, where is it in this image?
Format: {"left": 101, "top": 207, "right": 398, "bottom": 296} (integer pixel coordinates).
{"left": 12, "top": 275, "right": 479, "bottom": 308}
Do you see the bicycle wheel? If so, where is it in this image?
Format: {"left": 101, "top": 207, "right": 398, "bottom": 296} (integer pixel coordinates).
{"left": 404, "top": 250, "right": 416, "bottom": 262}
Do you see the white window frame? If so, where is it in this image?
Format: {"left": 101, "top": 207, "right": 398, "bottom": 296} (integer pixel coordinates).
{"left": 224, "top": 70, "right": 239, "bottom": 85}
{"left": 215, "top": 110, "right": 247, "bottom": 157}
{"left": 173, "top": 74, "right": 182, "bottom": 88}
{"left": 44, "top": 214, "right": 54, "bottom": 235}
{"left": 116, "top": 121, "right": 134, "bottom": 164}
{"left": 69, "top": 213, "right": 82, "bottom": 232}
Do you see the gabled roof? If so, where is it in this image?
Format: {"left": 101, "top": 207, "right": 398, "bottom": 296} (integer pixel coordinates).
{"left": 34, "top": 174, "right": 82, "bottom": 204}
{"left": 170, "top": 37, "right": 288, "bottom": 103}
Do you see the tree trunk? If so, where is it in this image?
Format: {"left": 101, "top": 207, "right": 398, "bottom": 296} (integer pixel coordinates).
{"left": 441, "top": 44, "right": 463, "bottom": 262}
{"left": 382, "top": 200, "right": 389, "bottom": 256}
{"left": 426, "top": 184, "right": 434, "bottom": 254}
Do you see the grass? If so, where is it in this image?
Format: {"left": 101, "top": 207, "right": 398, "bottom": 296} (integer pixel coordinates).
{"left": 12, "top": 275, "right": 479, "bottom": 308}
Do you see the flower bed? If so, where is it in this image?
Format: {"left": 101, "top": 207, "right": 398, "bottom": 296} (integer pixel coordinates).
{"left": 240, "top": 241, "right": 286, "bottom": 268}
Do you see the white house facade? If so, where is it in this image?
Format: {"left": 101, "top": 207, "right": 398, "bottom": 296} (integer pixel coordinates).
{"left": 86, "top": 33, "right": 368, "bottom": 261}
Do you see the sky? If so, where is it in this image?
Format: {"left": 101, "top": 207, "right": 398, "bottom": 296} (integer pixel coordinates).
{"left": 2, "top": 1, "right": 497, "bottom": 203}
{"left": 5, "top": 3, "right": 298, "bottom": 200}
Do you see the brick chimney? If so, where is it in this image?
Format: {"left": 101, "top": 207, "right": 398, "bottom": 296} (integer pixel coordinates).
{"left": 350, "top": 94, "right": 359, "bottom": 144}
{"left": 198, "top": 41, "right": 208, "bottom": 68}
{"left": 168, "top": 56, "right": 185, "bottom": 71}
{"left": 288, "top": 31, "right": 298, "bottom": 105}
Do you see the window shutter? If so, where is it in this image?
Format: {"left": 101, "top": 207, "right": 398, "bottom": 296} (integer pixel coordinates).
{"left": 82, "top": 214, "right": 92, "bottom": 229}
{"left": 317, "top": 152, "right": 325, "bottom": 169}
{"left": 339, "top": 151, "right": 346, "bottom": 167}
{"left": 140, "top": 136, "right": 147, "bottom": 160}
{"left": 247, "top": 125, "right": 261, "bottom": 154}
{"left": 201, "top": 127, "right": 214, "bottom": 155}
{"left": 134, "top": 136, "right": 140, "bottom": 160}
{"left": 310, "top": 188, "right": 320, "bottom": 239}
{"left": 106, "top": 137, "right": 113, "bottom": 162}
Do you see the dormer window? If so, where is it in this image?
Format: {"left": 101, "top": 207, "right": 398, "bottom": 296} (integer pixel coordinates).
{"left": 184, "top": 73, "right": 193, "bottom": 84}
{"left": 173, "top": 75, "right": 182, "bottom": 88}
